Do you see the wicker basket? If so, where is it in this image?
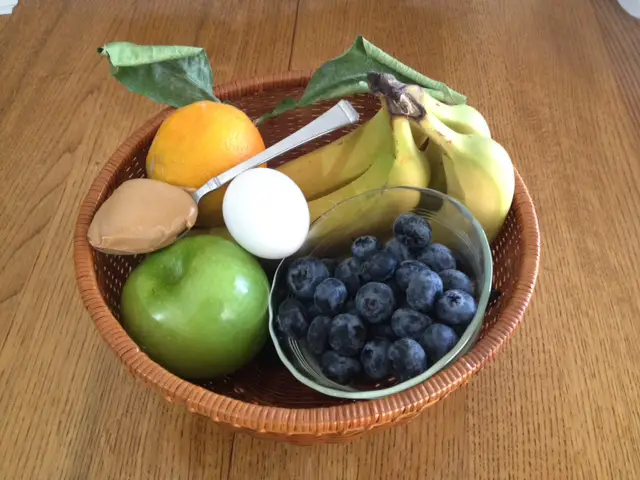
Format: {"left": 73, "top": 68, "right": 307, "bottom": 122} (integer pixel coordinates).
{"left": 73, "top": 71, "right": 540, "bottom": 445}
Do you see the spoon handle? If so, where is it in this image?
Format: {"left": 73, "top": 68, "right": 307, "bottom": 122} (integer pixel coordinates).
{"left": 191, "top": 100, "right": 360, "bottom": 204}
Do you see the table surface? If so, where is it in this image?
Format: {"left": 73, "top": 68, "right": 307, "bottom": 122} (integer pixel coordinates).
{"left": 1, "top": 0, "right": 639, "bottom": 478}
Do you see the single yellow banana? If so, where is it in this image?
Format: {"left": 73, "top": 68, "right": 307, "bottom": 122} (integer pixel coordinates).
{"left": 386, "top": 114, "right": 431, "bottom": 191}
{"left": 405, "top": 83, "right": 491, "bottom": 140}
{"left": 413, "top": 110, "right": 514, "bottom": 243}
{"left": 405, "top": 83, "right": 492, "bottom": 194}
{"left": 275, "top": 107, "right": 389, "bottom": 201}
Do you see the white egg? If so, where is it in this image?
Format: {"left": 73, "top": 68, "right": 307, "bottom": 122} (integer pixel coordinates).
{"left": 222, "top": 168, "right": 310, "bottom": 259}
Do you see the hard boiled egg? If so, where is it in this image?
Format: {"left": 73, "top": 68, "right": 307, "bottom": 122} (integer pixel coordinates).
{"left": 222, "top": 168, "right": 310, "bottom": 259}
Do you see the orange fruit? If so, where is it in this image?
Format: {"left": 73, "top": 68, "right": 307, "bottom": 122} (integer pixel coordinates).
{"left": 146, "top": 101, "right": 266, "bottom": 226}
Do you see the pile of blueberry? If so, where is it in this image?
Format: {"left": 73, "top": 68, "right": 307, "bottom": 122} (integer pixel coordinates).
{"left": 276, "top": 213, "right": 478, "bottom": 386}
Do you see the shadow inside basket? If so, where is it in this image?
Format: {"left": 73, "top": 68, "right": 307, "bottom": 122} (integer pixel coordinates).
{"left": 92, "top": 87, "right": 518, "bottom": 409}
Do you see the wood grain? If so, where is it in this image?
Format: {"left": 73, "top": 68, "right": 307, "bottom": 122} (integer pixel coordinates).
{"left": 1, "top": 0, "right": 639, "bottom": 478}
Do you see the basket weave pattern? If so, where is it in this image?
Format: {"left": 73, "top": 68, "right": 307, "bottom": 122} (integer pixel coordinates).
{"left": 74, "top": 72, "right": 540, "bottom": 444}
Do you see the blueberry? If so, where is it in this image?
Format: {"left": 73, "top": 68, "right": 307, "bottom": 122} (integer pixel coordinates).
{"left": 391, "top": 308, "right": 433, "bottom": 338}
{"left": 306, "top": 316, "right": 333, "bottom": 355}
{"left": 314, "top": 278, "right": 348, "bottom": 315}
{"left": 418, "top": 324, "right": 460, "bottom": 362}
{"left": 355, "top": 282, "right": 396, "bottom": 324}
{"left": 406, "top": 269, "right": 443, "bottom": 312}
{"left": 359, "top": 251, "right": 398, "bottom": 282}
{"left": 434, "top": 289, "right": 477, "bottom": 326}
{"left": 384, "top": 238, "right": 411, "bottom": 262}
{"left": 321, "top": 351, "right": 362, "bottom": 385}
{"left": 395, "top": 260, "right": 430, "bottom": 290}
{"left": 438, "top": 269, "right": 474, "bottom": 295}
{"left": 360, "top": 338, "right": 392, "bottom": 380}
{"left": 276, "top": 298, "right": 308, "bottom": 339}
{"left": 351, "top": 235, "right": 382, "bottom": 261}
{"left": 417, "top": 244, "right": 456, "bottom": 273}
{"left": 388, "top": 338, "right": 428, "bottom": 381}
{"left": 321, "top": 258, "right": 337, "bottom": 277}
{"left": 334, "top": 257, "right": 361, "bottom": 297}
{"left": 328, "top": 314, "right": 367, "bottom": 356}
{"left": 393, "top": 213, "right": 432, "bottom": 249}
{"left": 369, "top": 322, "right": 397, "bottom": 340}
{"left": 286, "top": 257, "right": 330, "bottom": 300}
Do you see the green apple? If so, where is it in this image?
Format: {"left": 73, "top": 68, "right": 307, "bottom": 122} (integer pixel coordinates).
{"left": 121, "top": 235, "right": 270, "bottom": 379}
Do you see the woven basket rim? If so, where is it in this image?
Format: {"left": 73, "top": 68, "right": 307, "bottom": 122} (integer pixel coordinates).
{"left": 73, "top": 70, "right": 541, "bottom": 437}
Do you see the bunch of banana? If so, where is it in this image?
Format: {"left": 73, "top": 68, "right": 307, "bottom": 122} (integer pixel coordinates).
{"left": 274, "top": 96, "right": 430, "bottom": 225}
{"left": 301, "top": 95, "right": 432, "bottom": 250}
{"left": 306, "top": 103, "right": 429, "bottom": 221}
{"left": 369, "top": 73, "right": 515, "bottom": 243}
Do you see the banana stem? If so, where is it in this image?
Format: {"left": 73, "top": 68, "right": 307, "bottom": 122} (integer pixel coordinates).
{"left": 369, "top": 72, "right": 461, "bottom": 151}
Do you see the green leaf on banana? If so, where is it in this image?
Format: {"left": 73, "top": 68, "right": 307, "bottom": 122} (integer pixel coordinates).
{"left": 98, "top": 42, "right": 220, "bottom": 107}
{"left": 256, "top": 36, "right": 466, "bottom": 124}
{"left": 97, "top": 36, "right": 466, "bottom": 121}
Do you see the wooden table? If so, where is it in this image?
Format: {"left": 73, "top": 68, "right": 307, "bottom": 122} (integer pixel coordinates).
{"left": 1, "top": 0, "right": 639, "bottom": 478}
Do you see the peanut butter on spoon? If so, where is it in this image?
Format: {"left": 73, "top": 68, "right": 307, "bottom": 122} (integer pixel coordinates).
{"left": 87, "top": 178, "right": 198, "bottom": 255}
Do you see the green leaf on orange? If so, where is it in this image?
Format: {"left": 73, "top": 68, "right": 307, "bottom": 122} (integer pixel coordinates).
{"left": 98, "top": 42, "right": 220, "bottom": 107}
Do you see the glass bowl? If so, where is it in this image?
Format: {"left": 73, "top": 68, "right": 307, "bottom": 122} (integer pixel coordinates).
{"left": 268, "top": 186, "right": 493, "bottom": 400}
